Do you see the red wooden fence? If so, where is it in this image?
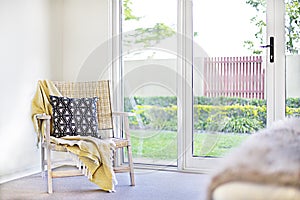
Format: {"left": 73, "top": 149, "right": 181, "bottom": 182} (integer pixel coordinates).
{"left": 204, "top": 56, "right": 265, "bottom": 99}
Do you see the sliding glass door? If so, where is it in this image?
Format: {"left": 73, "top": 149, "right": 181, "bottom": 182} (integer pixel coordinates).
{"left": 285, "top": 0, "right": 300, "bottom": 118}
{"left": 121, "top": 0, "right": 178, "bottom": 166}
{"left": 182, "top": 0, "right": 281, "bottom": 171}
{"left": 192, "top": 0, "right": 267, "bottom": 157}
{"left": 113, "top": 0, "right": 285, "bottom": 171}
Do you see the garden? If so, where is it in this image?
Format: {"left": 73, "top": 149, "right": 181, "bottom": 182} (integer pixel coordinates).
{"left": 125, "top": 96, "right": 300, "bottom": 158}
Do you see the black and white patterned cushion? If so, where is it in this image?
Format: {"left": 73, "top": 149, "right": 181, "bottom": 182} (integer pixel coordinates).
{"left": 49, "top": 95, "right": 99, "bottom": 138}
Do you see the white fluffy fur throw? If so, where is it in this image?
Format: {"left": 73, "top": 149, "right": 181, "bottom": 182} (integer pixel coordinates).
{"left": 207, "top": 118, "right": 300, "bottom": 200}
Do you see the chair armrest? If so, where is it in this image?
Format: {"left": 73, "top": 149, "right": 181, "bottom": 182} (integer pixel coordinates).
{"left": 113, "top": 112, "right": 135, "bottom": 117}
{"left": 35, "top": 114, "right": 51, "bottom": 143}
{"left": 36, "top": 113, "right": 51, "bottom": 120}
{"left": 112, "top": 112, "right": 134, "bottom": 140}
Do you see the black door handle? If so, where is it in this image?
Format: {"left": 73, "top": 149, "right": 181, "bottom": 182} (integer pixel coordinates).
{"left": 260, "top": 37, "right": 274, "bottom": 63}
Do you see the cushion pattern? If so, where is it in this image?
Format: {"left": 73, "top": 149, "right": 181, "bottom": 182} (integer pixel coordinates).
{"left": 50, "top": 95, "right": 99, "bottom": 138}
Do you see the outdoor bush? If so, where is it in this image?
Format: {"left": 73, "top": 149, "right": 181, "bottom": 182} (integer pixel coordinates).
{"left": 129, "top": 104, "right": 267, "bottom": 133}
{"left": 125, "top": 96, "right": 300, "bottom": 109}
{"left": 223, "top": 117, "right": 264, "bottom": 133}
{"left": 286, "top": 106, "right": 300, "bottom": 117}
{"left": 286, "top": 98, "right": 300, "bottom": 108}
{"left": 125, "top": 96, "right": 177, "bottom": 111}
{"left": 129, "top": 105, "right": 177, "bottom": 131}
{"left": 203, "top": 114, "right": 230, "bottom": 132}
{"left": 125, "top": 96, "right": 300, "bottom": 133}
{"left": 193, "top": 104, "right": 266, "bottom": 133}
{"left": 194, "top": 96, "right": 266, "bottom": 106}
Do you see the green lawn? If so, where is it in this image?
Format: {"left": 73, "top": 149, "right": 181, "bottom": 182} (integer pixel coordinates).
{"left": 130, "top": 130, "right": 249, "bottom": 160}
{"left": 193, "top": 133, "right": 249, "bottom": 157}
{"left": 131, "top": 130, "right": 178, "bottom": 160}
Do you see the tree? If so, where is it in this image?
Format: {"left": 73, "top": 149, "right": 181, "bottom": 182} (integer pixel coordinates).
{"left": 122, "top": 0, "right": 176, "bottom": 48}
{"left": 244, "top": 0, "right": 300, "bottom": 54}
{"left": 286, "top": 0, "right": 300, "bottom": 53}
{"left": 123, "top": 0, "right": 141, "bottom": 21}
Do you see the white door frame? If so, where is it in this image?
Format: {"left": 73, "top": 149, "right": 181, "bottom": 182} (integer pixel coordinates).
{"left": 266, "top": 0, "right": 285, "bottom": 124}
{"left": 110, "top": 0, "right": 286, "bottom": 172}
{"left": 181, "top": 0, "right": 286, "bottom": 171}
{"left": 177, "top": 0, "right": 218, "bottom": 172}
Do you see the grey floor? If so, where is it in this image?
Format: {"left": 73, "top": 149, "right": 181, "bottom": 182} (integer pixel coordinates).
{"left": 0, "top": 168, "right": 210, "bottom": 200}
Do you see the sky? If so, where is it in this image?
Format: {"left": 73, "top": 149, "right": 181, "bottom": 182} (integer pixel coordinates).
{"left": 194, "top": 0, "right": 259, "bottom": 56}
{"left": 123, "top": 0, "right": 261, "bottom": 58}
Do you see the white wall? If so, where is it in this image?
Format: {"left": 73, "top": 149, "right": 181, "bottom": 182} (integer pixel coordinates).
{"left": 62, "top": 0, "right": 110, "bottom": 81}
{"left": 124, "top": 59, "right": 178, "bottom": 97}
{"left": 0, "top": 0, "right": 63, "bottom": 182}
{"left": 0, "top": 0, "right": 110, "bottom": 183}
{"left": 286, "top": 55, "right": 300, "bottom": 98}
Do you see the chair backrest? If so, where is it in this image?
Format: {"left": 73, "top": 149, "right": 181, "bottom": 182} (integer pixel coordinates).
{"left": 52, "top": 81, "right": 113, "bottom": 131}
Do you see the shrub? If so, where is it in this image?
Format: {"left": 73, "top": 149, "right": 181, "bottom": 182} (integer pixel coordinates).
{"left": 193, "top": 104, "right": 266, "bottom": 133}
{"left": 223, "top": 117, "right": 264, "bottom": 133}
{"left": 129, "top": 104, "right": 266, "bottom": 133}
{"left": 125, "top": 96, "right": 300, "bottom": 133}
{"left": 286, "top": 98, "right": 300, "bottom": 108}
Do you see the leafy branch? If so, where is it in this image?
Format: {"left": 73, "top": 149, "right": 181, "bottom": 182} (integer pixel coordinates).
{"left": 123, "top": 0, "right": 176, "bottom": 48}
{"left": 244, "top": 0, "right": 300, "bottom": 54}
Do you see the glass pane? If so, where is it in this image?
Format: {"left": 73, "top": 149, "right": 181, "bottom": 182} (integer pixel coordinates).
{"left": 192, "top": 0, "right": 267, "bottom": 157}
{"left": 121, "top": 0, "right": 178, "bottom": 165}
{"left": 285, "top": 0, "right": 300, "bottom": 118}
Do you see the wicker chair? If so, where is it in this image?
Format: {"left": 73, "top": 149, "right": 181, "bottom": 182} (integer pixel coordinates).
{"left": 36, "top": 80, "right": 135, "bottom": 193}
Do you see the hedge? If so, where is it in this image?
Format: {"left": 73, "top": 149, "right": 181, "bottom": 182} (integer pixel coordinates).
{"left": 125, "top": 96, "right": 266, "bottom": 110}
{"left": 125, "top": 96, "right": 300, "bottom": 133}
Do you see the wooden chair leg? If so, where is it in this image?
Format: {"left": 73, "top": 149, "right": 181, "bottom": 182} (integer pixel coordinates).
{"left": 113, "top": 148, "right": 118, "bottom": 168}
{"left": 45, "top": 119, "right": 53, "bottom": 194}
{"left": 41, "top": 145, "right": 45, "bottom": 178}
{"left": 127, "top": 145, "right": 135, "bottom": 186}
{"left": 47, "top": 146, "right": 53, "bottom": 193}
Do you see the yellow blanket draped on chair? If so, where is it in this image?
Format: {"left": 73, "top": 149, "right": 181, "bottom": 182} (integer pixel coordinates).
{"left": 31, "top": 80, "right": 117, "bottom": 192}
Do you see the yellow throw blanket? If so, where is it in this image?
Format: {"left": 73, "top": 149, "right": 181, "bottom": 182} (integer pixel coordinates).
{"left": 31, "top": 80, "right": 62, "bottom": 141}
{"left": 31, "top": 80, "right": 117, "bottom": 192}
{"left": 51, "top": 136, "right": 117, "bottom": 192}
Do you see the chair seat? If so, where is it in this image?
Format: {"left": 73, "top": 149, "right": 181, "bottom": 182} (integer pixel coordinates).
{"left": 43, "top": 138, "right": 130, "bottom": 151}
{"left": 42, "top": 142, "right": 68, "bottom": 152}
{"left": 111, "top": 138, "right": 130, "bottom": 148}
